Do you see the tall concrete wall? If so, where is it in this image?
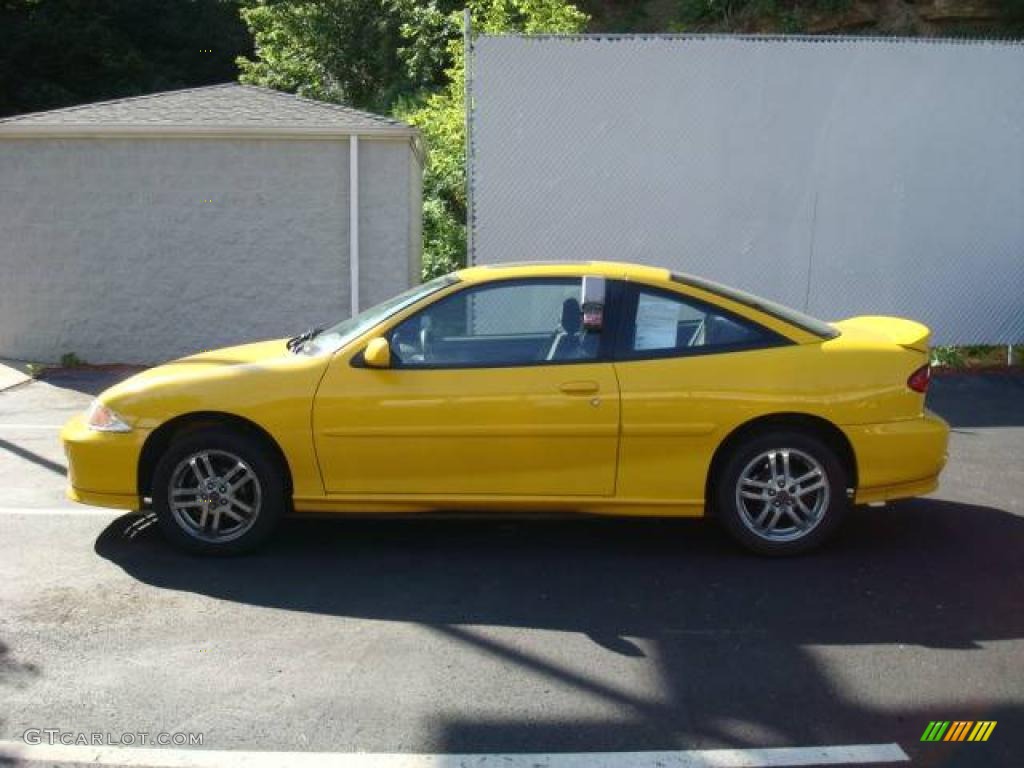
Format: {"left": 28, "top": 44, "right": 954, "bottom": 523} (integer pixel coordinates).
{"left": 0, "top": 136, "right": 419, "bottom": 364}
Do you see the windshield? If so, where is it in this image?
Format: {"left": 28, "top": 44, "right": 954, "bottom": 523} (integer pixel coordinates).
{"left": 299, "top": 274, "right": 460, "bottom": 355}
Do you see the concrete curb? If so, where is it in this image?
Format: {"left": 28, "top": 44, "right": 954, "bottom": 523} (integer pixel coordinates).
{"left": 0, "top": 360, "right": 32, "bottom": 392}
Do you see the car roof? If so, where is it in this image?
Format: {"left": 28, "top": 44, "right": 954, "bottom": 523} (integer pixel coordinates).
{"left": 457, "top": 260, "right": 672, "bottom": 284}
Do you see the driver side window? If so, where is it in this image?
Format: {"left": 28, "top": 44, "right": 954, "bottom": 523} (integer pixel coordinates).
{"left": 389, "top": 278, "right": 600, "bottom": 368}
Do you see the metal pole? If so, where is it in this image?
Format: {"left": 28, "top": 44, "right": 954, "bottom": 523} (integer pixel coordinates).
{"left": 463, "top": 8, "right": 474, "bottom": 266}
{"left": 1009, "top": 344, "right": 1015, "bottom": 367}
{"left": 349, "top": 134, "right": 360, "bottom": 315}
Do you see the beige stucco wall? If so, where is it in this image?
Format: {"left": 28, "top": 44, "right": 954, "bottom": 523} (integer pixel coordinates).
{"left": 358, "top": 139, "right": 420, "bottom": 308}
{"left": 0, "top": 135, "right": 420, "bottom": 364}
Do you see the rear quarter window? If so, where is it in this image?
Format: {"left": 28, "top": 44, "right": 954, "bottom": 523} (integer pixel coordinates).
{"left": 670, "top": 273, "right": 839, "bottom": 340}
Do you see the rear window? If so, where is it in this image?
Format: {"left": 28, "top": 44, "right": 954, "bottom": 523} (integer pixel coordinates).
{"left": 670, "top": 273, "right": 839, "bottom": 340}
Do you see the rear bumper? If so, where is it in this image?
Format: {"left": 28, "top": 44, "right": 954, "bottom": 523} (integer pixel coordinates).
{"left": 61, "top": 413, "right": 145, "bottom": 510}
{"left": 845, "top": 410, "right": 949, "bottom": 504}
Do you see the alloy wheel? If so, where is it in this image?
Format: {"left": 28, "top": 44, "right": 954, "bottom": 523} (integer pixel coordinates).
{"left": 734, "top": 448, "right": 830, "bottom": 543}
{"left": 168, "top": 449, "right": 262, "bottom": 543}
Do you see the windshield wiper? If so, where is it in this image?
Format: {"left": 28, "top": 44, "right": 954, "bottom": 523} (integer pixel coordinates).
{"left": 286, "top": 327, "right": 323, "bottom": 353}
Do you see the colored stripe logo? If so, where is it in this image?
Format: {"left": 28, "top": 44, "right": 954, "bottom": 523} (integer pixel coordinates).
{"left": 921, "top": 721, "right": 996, "bottom": 742}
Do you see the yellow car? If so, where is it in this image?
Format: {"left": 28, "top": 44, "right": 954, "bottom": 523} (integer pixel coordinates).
{"left": 62, "top": 261, "right": 948, "bottom": 555}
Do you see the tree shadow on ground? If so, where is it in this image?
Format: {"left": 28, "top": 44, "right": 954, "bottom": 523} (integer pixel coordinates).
{"left": 96, "top": 498, "right": 1024, "bottom": 765}
{"left": 0, "top": 639, "right": 40, "bottom": 766}
{"left": 0, "top": 438, "right": 66, "bottom": 476}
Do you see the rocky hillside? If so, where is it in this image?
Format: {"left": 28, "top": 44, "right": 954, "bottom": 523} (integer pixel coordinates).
{"left": 581, "top": 0, "right": 1024, "bottom": 37}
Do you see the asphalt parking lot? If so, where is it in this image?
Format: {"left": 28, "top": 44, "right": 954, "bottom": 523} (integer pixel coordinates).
{"left": 0, "top": 369, "right": 1022, "bottom": 767}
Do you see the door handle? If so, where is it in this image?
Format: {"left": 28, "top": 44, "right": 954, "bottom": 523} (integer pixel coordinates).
{"left": 559, "top": 380, "right": 600, "bottom": 395}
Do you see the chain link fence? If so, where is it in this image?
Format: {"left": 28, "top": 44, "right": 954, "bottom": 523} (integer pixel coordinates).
{"left": 468, "top": 34, "right": 1024, "bottom": 344}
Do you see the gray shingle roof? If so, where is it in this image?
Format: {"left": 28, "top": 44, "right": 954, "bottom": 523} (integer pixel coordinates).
{"left": 0, "top": 83, "right": 415, "bottom": 137}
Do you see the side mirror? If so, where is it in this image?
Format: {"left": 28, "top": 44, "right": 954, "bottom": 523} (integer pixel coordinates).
{"left": 363, "top": 337, "right": 392, "bottom": 368}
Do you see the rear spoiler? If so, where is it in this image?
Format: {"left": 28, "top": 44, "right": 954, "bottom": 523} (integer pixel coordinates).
{"left": 830, "top": 316, "right": 931, "bottom": 352}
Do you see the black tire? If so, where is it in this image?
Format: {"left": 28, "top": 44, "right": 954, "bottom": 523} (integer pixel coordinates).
{"left": 151, "top": 427, "right": 286, "bottom": 555}
{"left": 714, "top": 430, "right": 849, "bottom": 556}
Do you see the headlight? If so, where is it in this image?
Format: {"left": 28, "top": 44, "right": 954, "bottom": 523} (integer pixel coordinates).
{"left": 85, "top": 400, "right": 132, "bottom": 433}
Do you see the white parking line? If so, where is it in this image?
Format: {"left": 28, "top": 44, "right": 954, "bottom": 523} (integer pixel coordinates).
{"left": 0, "top": 742, "right": 908, "bottom": 767}
{"left": 0, "top": 506, "right": 122, "bottom": 516}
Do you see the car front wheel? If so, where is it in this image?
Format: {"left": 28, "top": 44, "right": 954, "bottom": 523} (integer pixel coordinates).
{"left": 151, "top": 428, "right": 285, "bottom": 554}
{"left": 715, "top": 431, "right": 848, "bottom": 555}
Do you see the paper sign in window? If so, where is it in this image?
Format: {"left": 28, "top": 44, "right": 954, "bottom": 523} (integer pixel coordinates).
{"left": 634, "top": 294, "right": 680, "bottom": 350}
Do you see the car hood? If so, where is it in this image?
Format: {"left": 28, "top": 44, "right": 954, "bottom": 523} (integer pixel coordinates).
{"left": 97, "top": 338, "right": 328, "bottom": 426}
{"left": 170, "top": 338, "right": 292, "bottom": 369}
{"left": 108, "top": 338, "right": 290, "bottom": 393}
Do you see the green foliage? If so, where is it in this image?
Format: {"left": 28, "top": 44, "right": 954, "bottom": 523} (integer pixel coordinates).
{"left": 931, "top": 346, "right": 965, "bottom": 368}
{"left": 59, "top": 352, "right": 85, "bottom": 368}
{"left": 931, "top": 345, "right": 1016, "bottom": 369}
{"left": 396, "top": 0, "right": 462, "bottom": 93}
{"left": 419, "top": 197, "right": 467, "bottom": 278}
{"left": 237, "top": 0, "right": 460, "bottom": 112}
{"left": 396, "top": 0, "right": 589, "bottom": 277}
{"left": 468, "top": 0, "right": 591, "bottom": 32}
{"left": 0, "top": 1, "right": 251, "bottom": 118}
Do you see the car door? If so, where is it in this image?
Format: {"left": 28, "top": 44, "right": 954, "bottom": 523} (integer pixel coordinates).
{"left": 611, "top": 282, "right": 790, "bottom": 505}
{"left": 312, "top": 276, "right": 621, "bottom": 497}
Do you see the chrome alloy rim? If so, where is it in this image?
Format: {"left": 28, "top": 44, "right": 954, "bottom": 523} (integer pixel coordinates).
{"left": 168, "top": 450, "right": 262, "bottom": 543}
{"left": 735, "top": 448, "right": 830, "bottom": 543}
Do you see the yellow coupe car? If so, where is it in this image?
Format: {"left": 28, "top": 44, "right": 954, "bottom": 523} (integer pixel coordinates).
{"left": 62, "top": 261, "right": 948, "bottom": 555}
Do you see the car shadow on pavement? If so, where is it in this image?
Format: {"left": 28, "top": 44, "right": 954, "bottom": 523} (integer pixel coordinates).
{"left": 95, "top": 498, "right": 1024, "bottom": 648}
{"left": 95, "top": 498, "right": 1024, "bottom": 764}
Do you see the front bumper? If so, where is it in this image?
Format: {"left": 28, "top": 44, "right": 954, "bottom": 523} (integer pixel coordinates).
{"left": 845, "top": 410, "right": 950, "bottom": 505}
{"left": 61, "top": 413, "right": 147, "bottom": 510}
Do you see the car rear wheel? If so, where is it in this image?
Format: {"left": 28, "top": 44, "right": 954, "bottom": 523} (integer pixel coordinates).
{"left": 715, "top": 431, "right": 848, "bottom": 555}
{"left": 151, "top": 428, "right": 285, "bottom": 555}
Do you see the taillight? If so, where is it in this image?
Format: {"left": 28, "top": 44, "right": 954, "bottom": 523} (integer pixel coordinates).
{"left": 907, "top": 364, "right": 931, "bottom": 393}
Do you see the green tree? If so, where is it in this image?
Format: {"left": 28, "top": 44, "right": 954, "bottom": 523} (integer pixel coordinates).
{"left": 237, "top": 0, "right": 454, "bottom": 112}
{"left": 397, "top": 0, "right": 589, "bottom": 277}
